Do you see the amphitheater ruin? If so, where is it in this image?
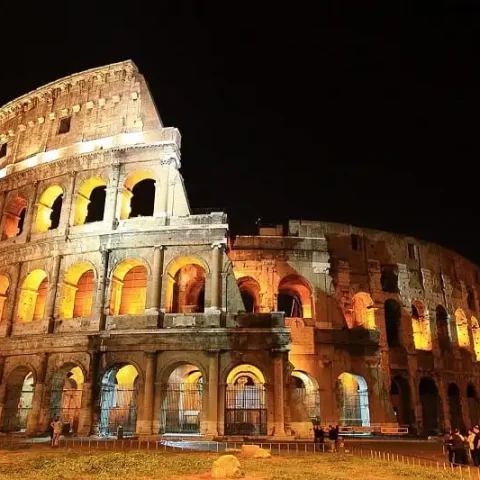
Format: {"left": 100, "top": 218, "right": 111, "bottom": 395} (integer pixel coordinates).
{"left": 0, "top": 60, "right": 478, "bottom": 439}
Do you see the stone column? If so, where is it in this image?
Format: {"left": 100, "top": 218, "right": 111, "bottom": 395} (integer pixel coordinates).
{"left": 46, "top": 255, "right": 62, "bottom": 334}
{"left": 103, "top": 163, "right": 121, "bottom": 228}
{"left": 155, "top": 158, "right": 175, "bottom": 218}
{"left": 0, "top": 191, "right": 6, "bottom": 225}
{"left": 23, "top": 181, "right": 39, "bottom": 242}
{"left": 77, "top": 351, "right": 99, "bottom": 436}
{"left": 272, "top": 351, "right": 286, "bottom": 437}
{"left": 95, "top": 247, "right": 110, "bottom": 331}
{"left": 26, "top": 353, "right": 49, "bottom": 435}
{"left": 206, "top": 351, "right": 219, "bottom": 436}
{"left": 2, "top": 262, "right": 21, "bottom": 337}
{"left": 209, "top": 243, "right": 223, "bottom": 312}
{"left": 147, "top": 246, "right": 164, "bottom": 316}
{"left": 138, "top": 351, "right": 156, "bottom": 435}
{"left": 63, "top": 171, "right": 76, "bottom": 236}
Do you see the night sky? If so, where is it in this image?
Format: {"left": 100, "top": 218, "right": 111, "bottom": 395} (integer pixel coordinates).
{"left": 1, "top": 2, "right": 479, "bottom": 262}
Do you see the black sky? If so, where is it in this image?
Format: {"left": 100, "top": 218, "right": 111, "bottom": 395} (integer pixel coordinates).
{"left": 1, "top": 2, "right": 479, "bottom": 262}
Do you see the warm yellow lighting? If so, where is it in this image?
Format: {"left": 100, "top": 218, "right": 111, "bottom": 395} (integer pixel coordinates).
{"left": 120, "top": 170, "right": 156, "bottom": 220}
{"left": 74, "top": 177, "right": 107, "bottom": 226}
{"left": 471, "top": 317, "right": 480, "bottom": 360}
{"left": 2, "top": 195, "right": 27, "bottom": 239}
{"left": 0, "top": 274, "right": 10, "bottom": 321}
{"left": 17, "top": 269, "right": 48, "bottom": 323}
{"left": 412, "top": 301, "right": 432, "bottom": 351}
{"left": 34, "top": 185, "right": 64, "bottom": 233}
{"left": 116, "top": 365, "right": 138, "bottom": 387}
{"left": 237, "top": 276, "right": 261, "bottom": 312}
{"left": 455, "top": 309, "right": 470, "bottom": 348}
{"left": 226, "top": 364, "right": 265, "bottom": 385}
{"left": 69, "top": 366, "right": 85, "bottom": 388}
{"left": 109, "top": 259, "right": 147, "bottom": 315}
{"left": 59, "top": 263, "right": 95, "bottom": 319}
{"left": 351, "top": 292, "right": 376, "bottom": 329}
{"left": 278, "top": 274, "right": 313, "bottom": 319}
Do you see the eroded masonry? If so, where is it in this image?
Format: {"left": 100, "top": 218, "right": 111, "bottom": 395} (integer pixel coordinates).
{"left": 0, "top": 60, "right": 478, "bottom": 439}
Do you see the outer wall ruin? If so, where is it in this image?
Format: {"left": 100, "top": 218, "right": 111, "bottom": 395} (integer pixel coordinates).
{"left": 0, "top": 60, "right": 478, "bottom": 439}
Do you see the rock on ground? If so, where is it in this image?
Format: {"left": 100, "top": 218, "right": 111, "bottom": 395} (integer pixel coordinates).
{"left": 211, "top": 454, "right": 244, "bottom": 478}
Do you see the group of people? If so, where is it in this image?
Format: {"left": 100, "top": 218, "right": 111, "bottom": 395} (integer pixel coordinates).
{"left": 445, "top": 426, "right": 480, "bottom": 465}
{"left": 313, "top": 424, "right": 340, "bottom": 450}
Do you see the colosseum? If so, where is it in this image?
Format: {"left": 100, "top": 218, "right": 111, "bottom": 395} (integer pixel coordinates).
{"left": 0, "top": 60, "right": 478, "bottom": 440}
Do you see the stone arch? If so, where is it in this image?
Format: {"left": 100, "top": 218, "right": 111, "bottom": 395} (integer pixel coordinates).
{"left": 2, "top": 194, "right": 27, "bottom": 239}
{"left": 120, "top": 170, "right": 157, "bottom": 220}
{"left": 290, "top": 370, "right": 320, "bottom": 425}
{"left": 237, "top": 276, "right": 261, "bottom": 313}
{"left": 74, "top": 177, "right": 107, "bottom": 226}
{"left": 448, "top": 382, "right": 465, "bottom": 431}
{"left": 34, "top": 184, "right": 64, "bottom": 233}
{"left": 384, "top": 299, "right": 402, "bottom": 346}
{"left": 411, "top": 300, "right": 432, "bottom": 351}
{"left": 467, "top": 383, "right": 480, "bottom": 427}
{"left": 1, "top": 366, "right": 36, "bottom": 432}
{"left": 390, "top": 376, "right": 413, "bottom": 426}
{"left": 48, "top": 363, "right": 85, "bottom": 433}
{"left": 336, "top": 373, "right": 370, "bottom": 426}
{"left": 99, "top": 363, "right": 140, "bottom": 436}
{"left": 471, "top": 316, "right": 480, "bottom": 360}
{"left": 225, "top": 363, "right": 267, "bottom": 436}
{"left": 277, "top": 274, "right": 312, "bottom": 319}
{"left": 17, "top": 269, "right": 48, "bottom": 323}
{"left": 436, "top": 305, "right": 451, "bottom": 352}
{"left": 0, "top": 273, "right": 10, "bottom": 322}
{"left": 419, "top": 377, "right": 440, "bottom": 434}
{"left": 351, "top": 292, "right": 375, "bottom": 329}
{"left": 109, "top": 259, "right": 148, "bottom": 315}
{"left": 159, "top": 362, "right": 204, "bottom": 434}
{"left": 455, "top": 309, "right": 470, "bottom": 349}
{"left": 165, "top": 255, "right": 208, "bottom": 314}
{"left": 59, "top": 262, "right": 96, "bottom": 319}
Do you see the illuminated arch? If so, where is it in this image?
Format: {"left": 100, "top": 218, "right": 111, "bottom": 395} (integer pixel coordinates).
{"left": 2, "top": 195, "right": 27, "bottom": 239}
{"left": 412, "top": 300, "right": 432, "bottom": 351}
{"left": 337, "top": 373, "right": 370, "bottom": 426}
{"left": 17, "top": 269, "right": 48, "bottom": 323}
{"left": 120, "top": 170, "right": 157, "bottom": 220}
{"left": 109, "top": 259, "right": 148, "bottom": 315}
{"left": 165, "top": 255, "right": 208, "bottom": 314}
{"left": 237, "top": 276, "right": 261, "bottom": 313}
{"left": 59, "top": 263, "right": 95, "bottom": 319}
{"left": 0, "top": 274, "right": 10, "bottom": 321}
{"left": 471, "top": 316, "right": 480, "bottom": 360}
{"left": 74, "top": 177, "right": 107, "bottom": 226}
{"left": 351, "top": 292, "right": 375, "bottom": 329}
{"left": 277, "top": 274, "right": 312, "bottom": 319}
{"left": 455, "top": 308, "right": 470, "bottom": 349}
{"left": 226, "top": 364, "right": 266, "bottom": 385}
{"left": 291, "top": 370, "right": 320, "bottom": 421}
{"left": 34, "top": 185, "right": 64, "bottom": 233}
{"left": 100, "top": 364, "right": 139, "bottom": 436}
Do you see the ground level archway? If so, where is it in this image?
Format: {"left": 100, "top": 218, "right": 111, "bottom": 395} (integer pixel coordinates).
{"left": 160, "top": 364, "right": 203, "bottom": 434}
{"left": 448, "top": 383, "right": 464, "bottom": 431}
{"left": 468, "top": 384, "right": 480, "bottom": 427}
{"left": 99, "top": 364, "right": 139, "bottom": 437}
{"left": 337, "top": 373, "right": 370, "bottom": 427}
{"left": 419, "top": 377, "right": 440, "bottom": 435}
{"left": 390, "top": 376, "right": 413, "bottom": 427}
{"left": 225, "top": 364, "right": 267, "bottom": 436}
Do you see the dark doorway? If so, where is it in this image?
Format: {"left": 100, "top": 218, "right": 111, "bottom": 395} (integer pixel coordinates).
{"left": 419, "top": 378, "right": 440, "bottom": 435}
{"left": 448, "top": 383, "right": 464, "bottom": 431}
{"left": 85, "top": 186, "right": 106, "bottom": 223}
{"left": 390, "top": 377, "right": 413, "bottom": 427}
{"left": 384, "top": 299, "right": 401, "bottom": 347}
{"left": 129, "top": 179, "right": 155, "bottom": 218}
{"left": 49, "top": 194, "right": 63, "bottom": 230}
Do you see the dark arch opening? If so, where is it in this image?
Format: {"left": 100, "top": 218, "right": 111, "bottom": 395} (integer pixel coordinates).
{"left": 448, "top": 383, "right": 464, "bottom": 431}
{"left": 468, "top": 289, "right": 476, "bottom": 311}
{"left": 241, "top": 291, "right": 255, "bottom": 313}
{"left": 419, "top": 378, "right": 440, "bottom": 434}
{"left": 277, "top": 293, "right": 302, "bottom": 318}
{"left": 85, "top": 186, "right": 106, "bottom": 223}
{"left": 49, "top": 194, "right": 63, "bottom": 230}
{"left": 17, "top": 208, "right": 26, "bottom": 236}
{"left": 390, "top": 377, "right": 413, "bottom": 427}
{"left": 384, "top": 299, "right": 401, "bottom": 347}
{"left": 436, "top": 306, "right": 450, "bottom": 352}
{"left": 129, "top": 179, "right": 155, "bottom": 218}
{"left": 467, "top": 384, "right": 480, "bottom": 427}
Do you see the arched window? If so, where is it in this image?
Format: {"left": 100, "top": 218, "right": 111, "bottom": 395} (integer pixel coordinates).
{"left": 73, "top": 178, "right": 107, "bottom": 226}
{"left": 59, "top": 264, "right": 95, "bottom": 319}
{"left": 120, "top": 171, "right": 156, "bottom": 220}
{"left": 109, "top": 260, "right": 148, "bottom": 315}
{"left": 17, "top": 270, "right": 48, "bottom": 323}
{"left": 384, "top": 299, "right": 401, "bottom": 346}
{"left": 419, "top": 378, "right": 440, "bottom": 435}
{"left": 411, "top": 300, "right": 432, "bottom": 351}
{"left": 436, "top": 305, "right": 451, "bottom": 352}
{"left": 237, "top": 276, "right": 261, "bottom": 313}
{"left": 34, "top": 185, "right": 64, "bottom": 233}
{"left": 351, "top": 293, "right": 375, "bottom": 329}
{"left": 2, "top": 195, "right": 27, "bottom": 239}
{"left": 472, "top": 317, "right": 480, "bottom": 360}
{"left": 0, "top": 274, "right": 9, "bottom": 321}
{"left": 455, "top": 309, "right": 470, "bottom": 349}
{"left": 277, "top": 274, "right": 312, "bottom": 319}
{"left": 337, "top": 373, "right": 370, "bottom": 427}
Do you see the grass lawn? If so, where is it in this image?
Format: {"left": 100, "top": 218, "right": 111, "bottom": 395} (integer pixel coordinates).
{"left": 0, "top": 446, "right": 459, "bottom": 479}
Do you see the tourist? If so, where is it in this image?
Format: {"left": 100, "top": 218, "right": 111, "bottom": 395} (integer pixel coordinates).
{"left": 450, "top": 428, "right": 467, "bottom": 465}
{"left": 467, "top": 429, "right": 476, "bottom": 465}
{"left": 473, "top": 425, "right": 480, "bottom": 466}
{"left": 50, "top": 416, "right": 63, "bottom": 448}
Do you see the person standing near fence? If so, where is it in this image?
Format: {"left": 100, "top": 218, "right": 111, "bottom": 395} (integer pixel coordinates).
{"left": 50, "top": 416, "right": 63, "bottom": 448}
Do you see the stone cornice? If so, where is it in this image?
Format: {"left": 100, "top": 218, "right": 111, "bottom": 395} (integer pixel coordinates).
{"left": 0, "top": 60, "right": 137, "bottom": 121}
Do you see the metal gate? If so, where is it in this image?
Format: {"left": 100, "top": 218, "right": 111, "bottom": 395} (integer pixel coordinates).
{"left": 225, "top": 384, "right": 267, "bottom": 436}
{"left": 2, "top": 385, "right": 34, "bottom": 432}
{"left": 291, "top": 388, "right": 320, "bottom": 420}
{"left": 339, "top": 389, "right": 370, "bottom": 426}
{"left": 100, "top": 386, "right": 137, "bottom": 436}
{"left": 160, "top": 383, "right": 202, "bottom": 434}
{"left": 50, "top": 388, "right": 83, "bottom": 433}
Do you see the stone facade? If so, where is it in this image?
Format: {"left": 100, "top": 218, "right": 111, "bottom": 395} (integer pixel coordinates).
{"left": 0, "top": 61, "right": 477, "bottom": 440}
